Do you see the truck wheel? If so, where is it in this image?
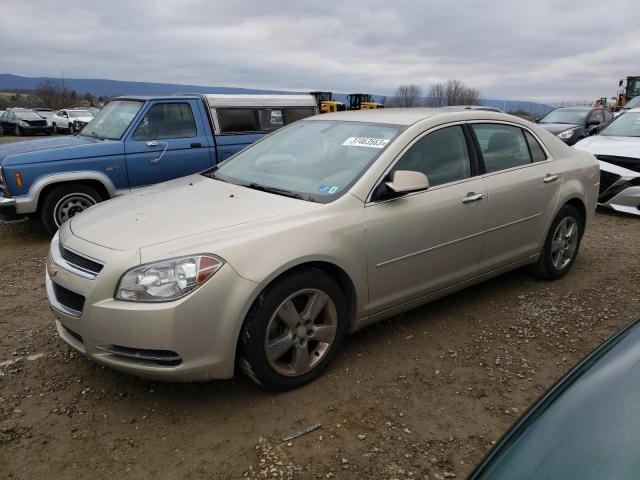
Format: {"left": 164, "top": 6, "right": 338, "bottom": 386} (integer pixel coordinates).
{"left": 40, "top": 184, "right": 103, "bottom": 235}
{"left": 239, "top": 268, "right": 348, "bottom": 391}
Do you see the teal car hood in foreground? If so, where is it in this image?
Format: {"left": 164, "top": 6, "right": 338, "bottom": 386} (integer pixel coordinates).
{"left": 470, "top": 318, "right": 640, "bottom": 480}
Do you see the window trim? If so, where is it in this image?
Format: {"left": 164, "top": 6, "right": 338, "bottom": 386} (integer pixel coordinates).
{"left": 366, "top": 121, "right": 480, "bottom": 205}
{"left": 466, "top": 120, "right": 554, "bottom": 178}
{"left": 130, "top": 101, "right": 198, "bottom": 141}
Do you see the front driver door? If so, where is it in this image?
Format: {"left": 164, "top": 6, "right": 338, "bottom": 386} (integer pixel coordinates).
{"left": 124, "top": 100, "right": 213, "bottom": 188}
{"left": 365, "top": 124, "right": 488, "bottom": 315}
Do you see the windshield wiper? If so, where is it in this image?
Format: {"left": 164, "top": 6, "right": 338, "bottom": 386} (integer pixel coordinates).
{"left": 84, "top": 130, "right": 106, "bottom": 141}
{"left": 246, "top": 183, "right": 311, "bottom": 201}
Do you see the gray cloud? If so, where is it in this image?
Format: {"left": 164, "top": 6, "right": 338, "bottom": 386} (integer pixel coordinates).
{"left": 1, "top": 0, "right": 638, "bottom": 102}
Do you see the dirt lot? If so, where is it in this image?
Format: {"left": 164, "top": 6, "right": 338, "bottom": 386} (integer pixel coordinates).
{"left": 0, "top": 134, "right": 639, "bottom": 479}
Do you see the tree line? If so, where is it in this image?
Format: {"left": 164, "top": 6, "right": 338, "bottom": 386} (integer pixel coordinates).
{"left": 0, "top": 79, "right": 105, "bottom": 110}
{"left": 385, "top": 79, "right": 480, "bottom": 108}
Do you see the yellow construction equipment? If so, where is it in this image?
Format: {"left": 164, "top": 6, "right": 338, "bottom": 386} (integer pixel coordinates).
{"left": 309, "top": 91, "right": 345, "bottom": 113}
{"left": 613, "top": 76, "right": 640, "bottom": 111}
{"left": 347, "top": 93, "right": 384, "bottom": 110}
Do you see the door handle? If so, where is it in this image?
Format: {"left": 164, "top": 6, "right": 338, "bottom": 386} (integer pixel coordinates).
{"left": 462, "top": 192, "right": 485, "bottom": 204}
{"left": 190, "top": 142, "right": 202, "bottom": 148}
{"left": 543, "top": 174, "right": 559, "bottom": 183}
{"left": 145, "top": 140, "right": 168, "bottom": 164}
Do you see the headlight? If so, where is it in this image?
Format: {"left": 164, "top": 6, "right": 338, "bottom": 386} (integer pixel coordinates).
{"left": 557, "top": 129, "right": 575, "bottom": 139}
{"left": 115, "top": 255, "right": 224, "bottom": 302}
{"left": 18, "top": 121, "right": 29, "bottom": 127}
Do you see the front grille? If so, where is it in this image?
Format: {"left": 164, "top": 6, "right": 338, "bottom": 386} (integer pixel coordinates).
{"left": 53, "top": 283, "right": 85, "bottom": 313}
{"left": 27, "top": 120, "right": 46, "bottom": 127}
{"left": 596, "top": 155, "right": 640, "bottom": 174}
{"left": 96, "top": 345, "right": 182, "bottom": 366}
{"left": 60, "top": 245, "right": 104, "bottom": 275}
{"left": 599, "top": 170, "right": 621, "bottom": 195}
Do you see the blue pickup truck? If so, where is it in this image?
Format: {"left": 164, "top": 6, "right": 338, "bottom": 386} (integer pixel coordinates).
{"left": 0, "top": 94, "right": 317, "bottom": 233}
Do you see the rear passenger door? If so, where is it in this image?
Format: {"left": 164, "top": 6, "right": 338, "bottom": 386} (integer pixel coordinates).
{"left": 124, "top": 100, "right": 213, "bottom": 188}
{"left": 470, "top": 123, "right": 563, "bottom": 272}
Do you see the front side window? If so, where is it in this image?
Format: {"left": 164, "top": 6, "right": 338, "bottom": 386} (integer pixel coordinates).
{"left": 472, "top": 124, "right": 532, "bottom": 173}
{"left": 80, "top": 100, "right": 143, "bottom": 140}
{"left": 212, "top": 120, "right": 404, "bottom": 201}
{"left": 131, "top": 103, "right": 197, "bottom": 141}
{"left": 391, "top": 125, "right": 471, "bottom": 187}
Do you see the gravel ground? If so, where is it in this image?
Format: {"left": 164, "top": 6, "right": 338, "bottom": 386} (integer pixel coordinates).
{"left": 0, "top": 135, "right": 639, "bottom": 479}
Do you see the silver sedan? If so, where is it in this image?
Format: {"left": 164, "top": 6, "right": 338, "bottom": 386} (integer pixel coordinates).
{"left": 46, "top": 108, "right": 600, "bottom": 390}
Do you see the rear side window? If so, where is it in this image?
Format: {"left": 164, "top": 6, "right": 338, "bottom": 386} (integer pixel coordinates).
{"left": 472, "top": 124, "right": 532, "bottom": 173}
{"left": 284, "top": 107, "right": 316, "bottom": 124}
{"left": 391, "top": 125, "right": 471, "bottom": 187}
{"left": 257, "top": 109, "right": 284, "bottom": 132}
{"left": 524, "top": 131, "right": 547, "bottom": 162}
{"left": 132, "top": 103, "right": 197, "bottom": 140}
{"left": 217, "top": 109, "right": 259, "bottom": 133}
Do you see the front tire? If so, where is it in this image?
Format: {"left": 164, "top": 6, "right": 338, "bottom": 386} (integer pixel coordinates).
{"left": 40, "top": 184, "right": 102, "bottom": 235}
{"left": 14, "top": 126, "right": 21, "bottom": 136}
{"left": 239, "top": 268, "right": 348, "bottom": 391}
{"left": 531, "top": 204, "right": 583, "bottom": 280}
{"left": 52, "top": 123, "right": 58, "bottom": 134}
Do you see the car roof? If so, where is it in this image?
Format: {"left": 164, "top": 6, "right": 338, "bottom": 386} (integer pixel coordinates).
{"left": 627, "top": 107, "right": 640, "bottom": 113}
{"left": 308, "top": 107, "right": 515, "bottom": 126}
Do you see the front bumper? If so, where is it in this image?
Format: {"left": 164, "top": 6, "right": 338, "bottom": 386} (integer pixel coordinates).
{"left": 0, "top": 195, "right": 19, "bottom": 219}
{"left": 46, "top": 229, "right": 260, "bottom": 381}
{"left": 21, "top": 125, "right": 53, "bottom": 134}
{"left": 600, "top": 185, "right": 640, "bottom": 216}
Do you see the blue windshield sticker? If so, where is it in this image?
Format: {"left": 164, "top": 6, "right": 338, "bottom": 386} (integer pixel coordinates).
{"left": 318, "top": 185, "right": 339, "bottom": 194}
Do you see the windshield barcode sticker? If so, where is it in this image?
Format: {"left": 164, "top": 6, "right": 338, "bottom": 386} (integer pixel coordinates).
{"left": 342, "top": 137, "right": 390, "bottom": 148}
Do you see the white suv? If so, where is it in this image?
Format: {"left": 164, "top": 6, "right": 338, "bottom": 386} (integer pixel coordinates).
{"left": 52, "top": 109, "right": 94, "bottom": 134}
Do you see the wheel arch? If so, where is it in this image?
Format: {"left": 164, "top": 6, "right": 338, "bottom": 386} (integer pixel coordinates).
{"left": 19, "top": 172, "right": 118, "bottom": 214}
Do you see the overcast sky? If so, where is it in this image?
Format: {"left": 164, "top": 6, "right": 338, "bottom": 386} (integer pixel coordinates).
{"left": 1, "top": 0, "right": 639, "bottom": 102}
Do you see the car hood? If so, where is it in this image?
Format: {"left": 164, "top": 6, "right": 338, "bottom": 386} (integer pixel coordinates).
{"left": 573, "top": 135, "right": 640, "bottom": 159}
{"left": 0, "top": 135, "right": 122, "bottom": 166}
{"left": 70, "top": 116, "right": 93, "bottom": 122}
{"left": 70, "top": 175, "right": 321, "bottom": 251}
{"left": 537, "top": 123, "right": 580, "bottom": 135}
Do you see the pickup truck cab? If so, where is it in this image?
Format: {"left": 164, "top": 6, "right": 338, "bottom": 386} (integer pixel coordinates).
{"left": 0, "top": 93, "right": 317, "bottom": 233}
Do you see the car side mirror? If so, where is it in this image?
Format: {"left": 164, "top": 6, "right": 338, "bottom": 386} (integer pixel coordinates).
{"left": 588, "top": 119, "right": 600, "bottom": 126}
{"left": 385, "top": 170, "right": 429, "bottom": 194}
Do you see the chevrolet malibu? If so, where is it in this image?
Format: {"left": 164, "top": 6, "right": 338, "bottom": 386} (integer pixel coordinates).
{"left": 46, "top": 108, "right": 599, "bottom": 390}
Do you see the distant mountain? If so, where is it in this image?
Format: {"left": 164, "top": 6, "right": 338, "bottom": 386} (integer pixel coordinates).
{"left": 0, "top": 73, "right": 553, "bottom": 115}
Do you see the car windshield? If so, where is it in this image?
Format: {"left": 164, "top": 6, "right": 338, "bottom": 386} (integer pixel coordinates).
{"left": 80, "top": 100, "right": 143, "bottom": 140}
{"left": 210, "top": 120, "right": 404, "bottom": 202}
{"left": 15, "top": 111, "right": 44, "bottom": 120}
{"left": 69, "top": 110, "right": 92, "bottom": 118}
{"left": 539, "top": 109, "right": 589, "bottom": 124}
{"left": 471, "top": 320, "right": 640, "bottom": 480}
{"left": 599, "top": 112, "right": 640, "bottom": 137}
{"left": 622, "top": 96, "right": 640, "bottom": 110}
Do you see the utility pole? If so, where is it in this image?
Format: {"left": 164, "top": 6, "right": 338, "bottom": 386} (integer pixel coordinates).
{"left": 61, "top": 69, "right": 65, "bottom": 91}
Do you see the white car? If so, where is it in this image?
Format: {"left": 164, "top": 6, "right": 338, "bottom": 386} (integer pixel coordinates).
{"left": 574, "top": 108, "right": 640, "bottom": 216}
{"left": 52, "top": 109, "right": 94, "bottom": 134}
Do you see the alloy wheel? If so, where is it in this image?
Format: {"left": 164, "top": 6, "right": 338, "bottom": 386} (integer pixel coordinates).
{"left": 551, "top": 217, "right": 579, "bottom": 270}
{"left": 265, "top": 289, "right": 338, "bottom": 377}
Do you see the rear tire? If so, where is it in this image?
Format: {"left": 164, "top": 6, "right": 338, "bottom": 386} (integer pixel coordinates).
{"left": 239, "top": 268, "right": 348, "bottom": 391}
{"left": 40, "top": 184, "right": 103, "bottom": 235}
{"left": 530, "top": 204, "right": 583, "bottom": 280}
